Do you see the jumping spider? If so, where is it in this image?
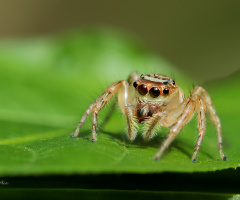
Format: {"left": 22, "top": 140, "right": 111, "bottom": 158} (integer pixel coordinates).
{"left": 71, "top": 72, "right": 227, "bottom": 162}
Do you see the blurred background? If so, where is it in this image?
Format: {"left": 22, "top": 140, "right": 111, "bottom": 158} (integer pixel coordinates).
{"left": 0, "top": 0, "right": 240, "bottom": 81}
{"left": 0, "top": 0, "right": 240, "bottom": 186}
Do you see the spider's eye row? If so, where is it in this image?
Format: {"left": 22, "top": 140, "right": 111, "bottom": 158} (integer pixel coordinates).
{"left": 149, "top": 87, "right": 160, "bottom": 98}
{"left": 172, "top": 80, "right": 175, "bottom": 85}
{"left": 163, "top": 88, "right": 169, "bottom": 95}
{"left": 163, "top": 82, "right": 168, "bottom": 85}
{"left": 138, "top": 84, "right": 148, "bottom": 96}
{"left": 133, "top": 81, "right": 138, "bottom": 88}
{"left": 137, "top": 85, "right": 170, "bottom": 96}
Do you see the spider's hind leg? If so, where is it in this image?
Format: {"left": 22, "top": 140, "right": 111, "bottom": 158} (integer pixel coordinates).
{"left": 192, "top": 86, "right": 227, "bottom": 161}
{"left": 191, "top": 96, "right": 206, "bottom": 162}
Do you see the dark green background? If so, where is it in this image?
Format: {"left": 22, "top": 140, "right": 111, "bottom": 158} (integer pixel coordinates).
{"left": 0, "top": 0, "right": 240, "bottom": 81}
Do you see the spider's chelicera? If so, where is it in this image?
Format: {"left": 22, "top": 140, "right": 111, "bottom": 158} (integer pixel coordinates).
{"left": 71, "top": 72, "right": 227, "bottom": 162}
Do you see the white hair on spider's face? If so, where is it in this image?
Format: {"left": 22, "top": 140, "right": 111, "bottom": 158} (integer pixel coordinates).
{"left": 141, "top": 74, "right": 175, "bottom": 85}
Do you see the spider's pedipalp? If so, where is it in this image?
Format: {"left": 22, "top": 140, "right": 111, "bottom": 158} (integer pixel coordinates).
{"left": 126, "top": 111, "right": 138, "bottom": 141}
{"left": 142, "top": 113, "right": 163, "bottom": 141}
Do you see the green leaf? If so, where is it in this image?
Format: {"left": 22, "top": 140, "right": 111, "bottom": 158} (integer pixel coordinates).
{"left": 0, "top": 30, "right": 239, "bottom": 176}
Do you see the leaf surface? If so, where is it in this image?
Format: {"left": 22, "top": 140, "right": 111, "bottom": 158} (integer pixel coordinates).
{"left": 0, "top": 31, "right": 239, "bottom": 176}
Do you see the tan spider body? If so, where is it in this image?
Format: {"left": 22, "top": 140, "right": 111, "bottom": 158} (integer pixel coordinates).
{"left": 72, "top": 72, "right": 226, "bottom": 162}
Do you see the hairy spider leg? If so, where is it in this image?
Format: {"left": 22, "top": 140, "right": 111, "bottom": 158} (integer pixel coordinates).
{"left": 191, "top": 86, "right": 227, "bottom": 160}
{"left": 100, "top": 72, "right": 140, "bottom": 129}
{"left": 125, "top": 106, "right": 138, "bottom": 141}
{"left": 142, "top": 113, "right": 164, "bottom": 141}
{"left": 154, "top": 98, "right": 196, "bottom": 161}
{"left": 118, "top": 80, "right": 138, "bottom": 141}
{"left": 191, "top": 96, "right": 206, "bottom": 162}
{"left": 99, "top": 96, "right": 118, "bottom": 128}
{"left": 127, "top": 71, "right": 140, "bottom": 83}
{"left": 72, "top": 81, "right": 127, "bottom": 141}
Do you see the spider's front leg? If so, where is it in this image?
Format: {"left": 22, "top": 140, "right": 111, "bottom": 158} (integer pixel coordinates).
{"left": 71, "top": 80, "right": 128, "bottom": 141}
{"left": 98, "top": 72, "right": 140, "bottom": 128}
{"left": 155, "top": 87, "right": 226, "bottom": 162}
{"left": 118, "top": 80, "right": 138, "bottom": 141}
{"left": 154, "top": 97, "right": 197, "bottom": 161}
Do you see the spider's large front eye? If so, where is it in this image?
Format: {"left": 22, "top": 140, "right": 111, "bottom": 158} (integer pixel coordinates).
{"left": 149, "top": 87, "right": 160, "bottom": 98}
{"left": 138, "top": 84, "right": 148, "bottom": 96}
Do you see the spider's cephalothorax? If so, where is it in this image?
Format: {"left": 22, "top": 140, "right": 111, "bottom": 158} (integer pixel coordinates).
{"left": 131, "top": 74, "right": 183, "bottom": 123}
{"left": 71, "top": 72, "right": 227, "bottom": 162}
